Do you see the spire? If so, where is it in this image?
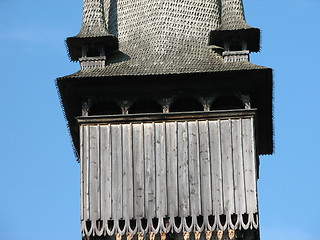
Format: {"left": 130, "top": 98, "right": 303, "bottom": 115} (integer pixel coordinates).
{"left": 66, "top": 0, "right": 118, "bottom": 64}
{"left": 220, "top": 0, "right": 250, "bottom": 30}
{"left": 77, "top": 0, "right": 109, "bottom": 38}
{"left": 209, "top": 0, "right": 260, "bottom": 58}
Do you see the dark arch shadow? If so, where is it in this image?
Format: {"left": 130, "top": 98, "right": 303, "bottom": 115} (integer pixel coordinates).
{"left": 130, "top": 99, "right": 163, "bottom": 114}
{"left": 170, "top": 97, "right": 203, "bottom": 112}
{"left": 89, "top": 99, "right": 122, "bottom": 115}
{"left": 211, "top": 95, "right": 245, "bottom": 110}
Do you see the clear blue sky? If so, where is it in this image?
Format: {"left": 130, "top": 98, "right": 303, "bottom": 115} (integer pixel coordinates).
{"left": 0, "top": 1, "right": 319, "bottom": 240}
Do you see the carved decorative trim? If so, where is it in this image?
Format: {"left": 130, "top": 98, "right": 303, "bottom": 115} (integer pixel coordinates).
{"left": 80, "top": 56, "right": 106, "bottom": 69}
{"left": 223, "top": 50, "right": 249, "bottom": 62}
{"left": 81, "top": 204, "right": 259, "bottom": 236}
{"left": 82, "top": 99, "right": 92, "bottom": 116}
{"left": 159, "top": 98, "right": 172, "bottom": 113}
{"left": 77, "top": 109, "right": 257, "bottom": 124}
{"left": 119, "top": 100, "right": 132, "bottom": 115}
{"left": 240, "top": 95, "right": 251, "bottom": 109}
{"left": 200, "top": 97, "right": 214, "bottom": 112}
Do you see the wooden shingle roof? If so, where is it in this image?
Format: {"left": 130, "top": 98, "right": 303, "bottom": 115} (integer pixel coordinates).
{"left": 62, "top": 50, "right": 267, "bottom": 79}
{"left": 58, "top": 0, "right": 273, "bottom": 156}
{"left": 63, "top": 0, "right": 265, "bottom": 77}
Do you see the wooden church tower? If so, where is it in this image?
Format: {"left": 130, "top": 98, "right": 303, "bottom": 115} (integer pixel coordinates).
{"left": 57, "top": 1, "right": 273, "bottom": 240}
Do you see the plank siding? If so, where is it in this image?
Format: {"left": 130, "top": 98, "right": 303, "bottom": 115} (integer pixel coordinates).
{"left": 155, "top": 122, "right": 167, "bottom": 218}
{"left": 101, "top": 125, "right": 112, "bottom": 220}
{"left": 188, "top": 121, "right": 201, "bottom": 217}
{"left": 177, "top": 121, "right": 190, "bottom": 217}
{"left": 242, "top": 118, "right": 256, "bottom": 214}
{"left": 166, "top": 122, "right": 179, "bottom": 217}
{"left": 122, "top": 124, "right": 134, "bottom": 219}
{"left": 144, "top": 123, "right": 156, "bottom": 220}
{"left": 111, "top": 125, "right": 123, "bottom": 219}
{"left": 133, "top": 124, "right": 145, "bottom": 218}
{"left": 209, "top": 120, "right": 224, "bottom": 215}
{"left": 199, "top": 121, "right": 212, "bottom": 217}
{"left": 84, "top": 125, "right": 90, "bottom": 220}
{"left": 79, "top": 116, "right": 259, "bottom": 232}
{"left": 80, "top": 125, "right": 84, "bottom": 221}
{"left": 220, "top": 120, "right": 235, "bottom": 215}
{"left": 231, "top": 119, "right": 247, "bottom": 215}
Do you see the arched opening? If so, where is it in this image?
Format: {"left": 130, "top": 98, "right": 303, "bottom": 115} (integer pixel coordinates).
{"left": 170, "top": 97, "right": 203, "bottom": 112}
{"left": 89, "top": 100, "right": 122, "bottom": 115}
{"left": 211, "top": 95, "right": 245, "bottom": 110}
{"left": 129, "top": 99, "right": 163, "bottom": 114}
{"left": 87, "top": 47, "right": 100, "bottom": 57}
{"left": 229, "top": 41, "right": 243, "bottom": 51}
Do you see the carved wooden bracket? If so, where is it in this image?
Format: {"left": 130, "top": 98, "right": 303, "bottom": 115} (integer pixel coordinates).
{"left": 159, "top": 98, "right": 172, "bottom": 113}
{"left": 82, "top": 99, "right": 92, "bottom": 116}
{"left": 120, "top": 100, "right": 132, "bottom": 114}
{"left": 200, "top": 97, "right": 214, "bottom": 112}
{"left": 240, "top": 95, "right": 251, "bottom": 109}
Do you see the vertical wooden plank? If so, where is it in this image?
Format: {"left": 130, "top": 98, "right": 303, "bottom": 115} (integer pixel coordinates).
{"left": 97, "top": 125, "right": 101, "bottom": 220}
{"left": 199, "top": 120, "right": 212, "bottom": 217}
{"left": 231, "top": 119, "right": 247, "bottom": 214}
{"left": 111, "top": 125, "right": 123, "bottom": 219}
{"left": 133, "top": 123, "right": 145, "bottom": 218}
{"left": 84, "top": 125, "right": 90, "bottom": 220}
{"left": 177, "top": 121, "right": 190, "bottom": 217}
{"left": 242, "top": 118, "right": 258, "bottom": 214}
{"left": 89, "top": 125, "right": 99, "bottom": 220}
{"left": 144, "top": 123, "right": 156, "bottom": 219}
{"left": 250, "top": 118, "right": 258, "bottom": 211}
{"left": 122, "top": 123, "right": 134, "bottom": 219}
{"left": 220, "top": 119, "right": 235, "bottom": 215}
{"left": 80, "top": 125, "right": 84, "bottom": 221}
{"left": 209, "top": 120, "right": 224, "bottom": 215}
{"left": 188, "top": 121, "right": 201, "bottom": 217}
{"left": 100, "top": 125, "right": 112, "bottom": 221}
{"left": 155, "top": 122, "right": 167, "bottom": 218}
{"left": 100, "top": 125, "right": 106, "bottom": 221}
{"left": 166, "top": 121, "right": 178, "bottom": 217}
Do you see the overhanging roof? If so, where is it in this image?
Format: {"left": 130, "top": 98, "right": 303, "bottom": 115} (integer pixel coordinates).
{"left": 57, "top": 68, "right": 273, "bottom": 157}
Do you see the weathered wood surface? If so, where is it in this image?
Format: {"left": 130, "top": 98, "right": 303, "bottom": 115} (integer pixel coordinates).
{"left": 80, "top": 116, "right": 259, "bottom": 235}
